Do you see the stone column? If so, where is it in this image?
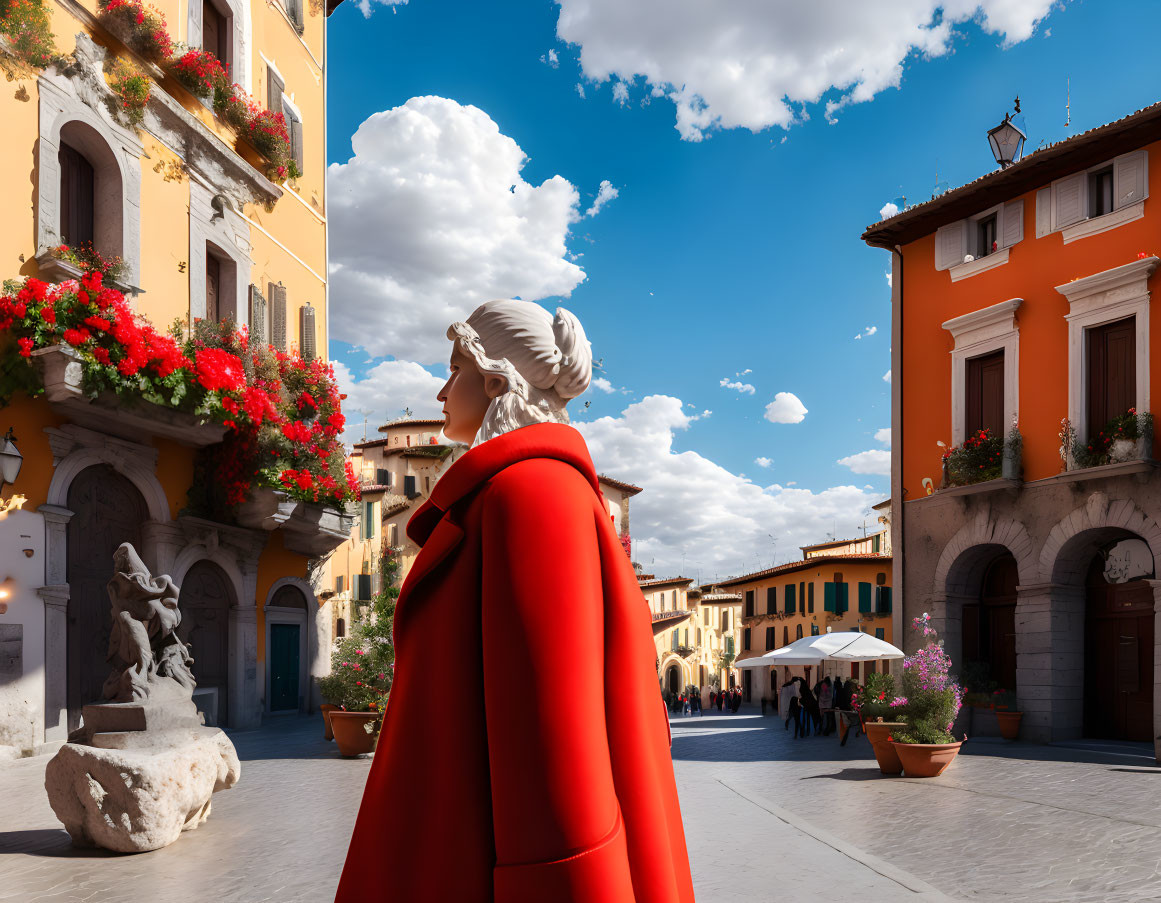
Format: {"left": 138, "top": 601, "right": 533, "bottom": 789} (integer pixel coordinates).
{"left": 1015, "top": 582, "right": 1085, "bottom": 744}
{"left": 309, "top": 597, "right": 333, "bottom": 712}
{"left": 38, "top": 505, "right": 73, "bottom": 744}
{"left": 228, "top": 605, "right": 260, "bottom": 730}
{"left": 141, "top": 520, "right": 185, "bottom": 578}
{"left": 1149, "top": 580, "right": 1161, "bottom": 765}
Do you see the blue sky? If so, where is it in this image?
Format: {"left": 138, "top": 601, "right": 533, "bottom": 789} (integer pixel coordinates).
{"left": 324, "top": 0, "right": 1161, "bottom": 578}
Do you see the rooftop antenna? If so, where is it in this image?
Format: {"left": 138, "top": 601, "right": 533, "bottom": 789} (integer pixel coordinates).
{"left": 1065, "top": 77, "right": 1071, "bottom": 130}
{"left": 363, "top": 415, "right": 368, "bottom": 442}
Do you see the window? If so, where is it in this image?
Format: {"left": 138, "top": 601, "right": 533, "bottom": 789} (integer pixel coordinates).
{"left": 1086, "top": 317, "right": 1135, "bottom": 439}
{"left": 203, "top": 0, "right": 228, "bottom": 64}
{"left": 783, "top": 626, "right": 789, "bottom": 646}
{"left": 334, "top": 575, "right": 344, "bottom": 593}
{"left": 684, "top": 629, "right": 689, "bottom": 646}
{"left": 808, "top": 582, "right": 814, "bottom": 613}
{"left": 795, "top": 624, "right": 803, "bottom": 640}
{"left": 205, "top": 252, "right": 221, "bottom": 323}
{"left": 976, "top": 213, "right": 997, "bottom": 257}
{"left": 875, "top": 628, "right": 885, "bottom": 640}
{"left": 283, "top": 99, "right": 304, "bottom": 176}
{"left": 696, "top": 629, "right": 702, "bottom": 645}
{"left": 721, "top": 610, "right": 728, "bottom": 631}
{"left": 766, "top": 586, "right": 776, "bottom": 615}
{"left": 876, "top": 586, "right": 893, "bottom": 614}
{"left": 743, "top": 628, "right": 751, "bottom": 651}
{"left": 336, "top": 617, "right": 346, "bottom": 637}
{"left": 858, "top": 582, "right": 873, "bottom": 613}
{"left": 59, "top": 143, "right": 95, "bottom": 247}
{"left": 765, "top": 626, "right": 775, "bottom": 649}
{"left": 745, "top": 590, "right": 754, "bottom": 617}
{"left": 876, "top": 572, "right": 887, "bottom": 586}
{"left": 811, "top": 623, "right": 820, "bottom": 636}
{"left": 784, "top": 583, "right": 796, "bottom": 614}
{"left": 671, "top": 631, "right": 678, "bottom": 651}
{"left": 1088, "top": 166, "right": 1114, "bottom": 218}
{"left": 966, "top": 349, "right": 1005, "bottom": 438}
{"left": 284, "top": 0, "right": 304, "bottom": 32}
{"left": 850, "top": 662, "right": 860, "bottom": 680}
{"left": 725, "top": 636, "right": 734, "bottom": 655}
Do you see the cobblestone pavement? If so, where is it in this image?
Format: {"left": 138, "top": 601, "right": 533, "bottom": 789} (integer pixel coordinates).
{"left": 2, "top": 711, "right": 1159, "bottom": 902}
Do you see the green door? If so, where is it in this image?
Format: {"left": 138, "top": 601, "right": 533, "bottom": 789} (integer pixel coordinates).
{"left": 270, "top": 623, "right": 300, "bottom": 712}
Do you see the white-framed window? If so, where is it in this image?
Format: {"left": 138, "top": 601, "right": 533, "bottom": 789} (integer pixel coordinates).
{"left": 942, "top": 298, "right": 1022, "bottom": 446}
{"left": 1056, "top": 256, "right": 1158, "bottom": 447}
{"left": 1036, "top": 149, "right": 1148, "bottom": 244}
{"left": 934, "top": 199, "right": 1024, "bottom": 281}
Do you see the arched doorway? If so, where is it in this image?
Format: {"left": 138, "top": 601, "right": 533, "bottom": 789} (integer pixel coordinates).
{"left": 66, "top": 464, "right": 145, "bottom": 731}
{"left": 178, "top": 560, "right": 233, "bottom": 726}
{"left": 267, "top": 584, "right": 307, "bottom": 713}
{"left": 962, "top": 552, "right": 1018, "bottom": 692}
{"left": 1084, "top": 541, "right": 1154, "bottom": 742}
{"left": 666, "top": 663, "right": 681, "bottom": 695}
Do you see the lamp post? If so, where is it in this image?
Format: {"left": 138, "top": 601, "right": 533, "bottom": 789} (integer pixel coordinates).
{"left": 988, "top": 98, "right": 1027, "bottom": 168}
{"left": 0, "top": 428, "right": 21, "bottom": 495}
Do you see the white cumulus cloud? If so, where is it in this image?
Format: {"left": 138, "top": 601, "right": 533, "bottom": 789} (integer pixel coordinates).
{"left": 585, "top": 180, "right": 619, "bottom": 217}
{"left": 576, "top": 395, "right": 883, "bottom": 574}
{"left": 755, "top": 456, "right": 773, "bottom": 468}
{"left": 541, "top": 48, "right": 560, "bottom": 68}
{"left": 837, "top": 449, "right": 891, "bottom": 476}
{"left": 328, "top": 96, "right": 587, "bottom": 363}
{"left": 612, "top": 81, "right": 630, "bottom": 106}
{"left": 764, "top": 392, "right": 808, "bottom": 424}
{"left": 554, "top": 0, "right": 1058, "bottom": 140}
{"left": 874, "top": 427, "right": 891, "bottom": 445}
{"left": 720, "top": 377, "right": 756, "bottom": 395}
{"left": 331, "top": 358, "right": 446, "bottom": 447}
{"left": 591, "top": 376, "right": 616, "bottom": 393}
{"left": 879, "top": 201, "right": 900, "bottom": 220}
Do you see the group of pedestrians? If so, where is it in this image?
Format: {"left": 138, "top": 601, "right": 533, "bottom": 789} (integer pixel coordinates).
{"left": 671, "top": 686, "right": 743, "bottom": 716}
{"left": 775, "top": 675, "right": 859, "bottom": 740}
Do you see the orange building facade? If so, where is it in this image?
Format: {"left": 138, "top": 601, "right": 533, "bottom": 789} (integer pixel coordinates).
{"left": 864, "top": 102, "right": 1161, "bottom": 758}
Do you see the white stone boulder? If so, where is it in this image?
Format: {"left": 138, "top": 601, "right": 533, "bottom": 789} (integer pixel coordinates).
{"left": 45, "top": 728, "right": 240, "bottom": 853}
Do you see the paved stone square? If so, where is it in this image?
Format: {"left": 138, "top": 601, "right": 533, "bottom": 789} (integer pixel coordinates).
{"left": 1, "top": 711, "right": 1159, "bottom": 901}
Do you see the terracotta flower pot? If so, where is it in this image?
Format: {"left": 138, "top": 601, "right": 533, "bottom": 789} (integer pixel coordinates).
{"left": 863, "top": 721, "right": 907, "bottom": 775}
{"left": 891, "top": 740, "right": 962, "bottom": 778}
{"left": 330, "top": 711, "right": 381, "bottom": 757}
{"left": 996, "top": 710, "right": 1023, "bottom": 740}
{"left": 320, "top": 703, "right": 339, "bottom": 741}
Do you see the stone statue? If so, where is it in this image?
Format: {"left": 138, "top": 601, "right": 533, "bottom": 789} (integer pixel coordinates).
{"left": 102, "top": 543, "right": 196, "bottom": 702}
{"left": 46, "top": 543, "right": 240, "bottom": 853}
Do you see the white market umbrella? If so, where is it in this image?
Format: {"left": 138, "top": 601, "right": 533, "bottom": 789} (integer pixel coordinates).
{"left": 735, "top": 632, "right": 904, "bottom": 668}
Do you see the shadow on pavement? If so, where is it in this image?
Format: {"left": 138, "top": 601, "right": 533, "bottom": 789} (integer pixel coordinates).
{"left": 0, "top": 827, "right": 115, "bottom": 858}
{"left": 798, "top": 767, "right": 886, "bottom": 782}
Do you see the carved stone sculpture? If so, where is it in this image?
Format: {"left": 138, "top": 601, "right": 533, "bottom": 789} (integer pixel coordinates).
{"left": 46, "top": 543, "right": 240, "bottom": 853}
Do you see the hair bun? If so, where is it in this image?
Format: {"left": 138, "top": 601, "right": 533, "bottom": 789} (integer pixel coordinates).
{"left": 552, "top": 307, "right": 592, "bottom": 399}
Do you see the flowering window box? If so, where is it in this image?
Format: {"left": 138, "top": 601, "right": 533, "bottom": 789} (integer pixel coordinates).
{"left": 282, "top": 501, "right": 356, "bottom": 557}
{"left": 31, "top": 344, "right": 227, "bottom": 447}
{"left": 234, "top": 486, "right": 298, "bottom": 531}
{"left": 34, "top": 252, "right": 142, "bottom": 299}
{"left": 941, "top": 427, "right": 1022, "bottom": 489}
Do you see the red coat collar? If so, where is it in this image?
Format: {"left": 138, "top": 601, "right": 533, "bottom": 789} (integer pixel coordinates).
{"left": 406, "top": 423, "right": 601, "bottom": 546}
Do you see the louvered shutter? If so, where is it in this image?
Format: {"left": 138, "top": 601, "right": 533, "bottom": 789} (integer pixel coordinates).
{"left": 267, "top": 65, "right": 285, "bottom": 115}
{"left": 1113, "top": 150, "right": 1147, "bottom": 210}
{"left": 824, "top": 582, "right": 836, "bottom": 612}
{"left": 299, "top": 302, "right": 316, "bottom": 360}
{"left": 1052, "top": 173, "right": 1085, "bottom": 230}
{"left": 268, "top": 281, "right": 287, "bottom": 350}
{"left": 765, "top": 586, "right": 776, "bottom": 615}
{"left": 858, "top": 582, "right": 872, "bottom": 613}
{"left": 1035, "top": 188, "right": 1051, "bottom": 238}
{"left": 745, "top": 590, "right": 754, "bottom": 617}
{"left": 837, "top": 583, "right": 849, "bottom": 614}
{"left": 355, "top": 574, "right": 371, "bottom": 601}
{"left": 292, "top": 115, "right": 304, "bottom": 173}
{"left": 248, "top": 283, "right": 268, "bottom": 345}
{"left": 877, "top": 586, "right": 892, "bottom": 613}
{"left": 1001, "top": 199, "right": 1023, "bottom": 248}
{"left": 934, "top": 220, "right": 966, "bottom": 270}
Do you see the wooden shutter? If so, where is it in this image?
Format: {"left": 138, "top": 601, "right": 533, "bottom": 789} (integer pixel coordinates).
{"left": 291, "top": 114, "right": 304, "bottom": 173}
{"left": 837, "top": 583, "right": 849, "bottom": 614}
{"left": 965, "top": 349, "right": 1005, "bottom": 438}
{"left": 268, "top": 281, "right": 287, "bottom": 350}
{"left": 1087, "top": 317, "right": 1136, "bottom": 435}
{"left": 807, "top": 582, "right": 814, "bottom": 612}
{"left": 743, "top": 628, "right": 751, "bottom": 651}
{"left": 858, "top": 582, "right": 872, "bottom": 613}
{"left": 267, "top": 64, "right": 285, "bottom": 115}
{"left": 783, "top": 626, "right": 789, "bottom": 646}
{"left": 203, "top": 0, "right": 226, "bottom": 61}
{"left": 1114, "top": 150, "right": 1147, "bottom": 209}
{"left": 1052, "top": 173, "right": 1085, "bottom": 230}
{"left": 744, "top": 590, "right": 754, "bottom": 617}
{"left": 765, "top": 586, "right": 776, "bottom": 615}
{"left": 59, "top": 144, "right": 95, "bottom": 248}
{"left": 248, "top": 284, "right": 268, "bottom": 345}
{"left": 1035, "top": 187, "right": 1051, "bottom": 237}
{"left": 934, "top": 220, "right": 966, "bottom": 270}
{"left": 824, "top": 582, "right": 836, "bottom": 612}
{"left": 1002, "top": 199, "right": 1023, "bottom": 248}
{"left": 877, "top": 587, "right": 892, "bottom": 614}
{"left": 299, "top": 302, "right": 316, "bottom": 360}
{"left": 205, "top": 254, "right": 220, "bottom": 323}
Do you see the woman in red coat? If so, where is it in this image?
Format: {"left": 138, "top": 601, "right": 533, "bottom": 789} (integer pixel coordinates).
{"left": 335, "top": 300, "right": 695, "bottom": 902}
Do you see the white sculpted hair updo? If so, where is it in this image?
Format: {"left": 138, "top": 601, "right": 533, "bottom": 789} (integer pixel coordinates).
{"left": 447, "top": 299, "right": 593, "bottom": 446}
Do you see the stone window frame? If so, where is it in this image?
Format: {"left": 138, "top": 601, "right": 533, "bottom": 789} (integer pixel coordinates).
{"left": 189, "top": 177, "right": 253, "bottom": 327}
{"left": 1055, "top": 256, "right": 1159, "bottom": 445}
{"left": 263, "top": 577, "right": 318, "bottom": 715}
{"left": 37, "top": 64, "right": 144, "bottom": 287}
{"left": 941, "top": 297, "right": 1023, "bottom": 447}
{"left": 187, "top": 0, "right": 252, "bottom": 97}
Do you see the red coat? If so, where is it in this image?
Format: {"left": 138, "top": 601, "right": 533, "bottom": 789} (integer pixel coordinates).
{"left": 335, "top": 423, "right": 694, "bottom": 903}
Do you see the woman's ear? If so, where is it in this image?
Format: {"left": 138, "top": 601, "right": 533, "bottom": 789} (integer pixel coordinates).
{"left": 484, "top": 373, "right": 509, "bottom": 399}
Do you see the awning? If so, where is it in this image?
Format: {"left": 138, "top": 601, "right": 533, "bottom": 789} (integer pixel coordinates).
{"left": 733, "top": 632, "right": 904, "bottom": 667}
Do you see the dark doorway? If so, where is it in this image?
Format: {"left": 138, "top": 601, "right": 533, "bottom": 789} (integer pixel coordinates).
{"left": 666, "top": 664, "right": 680, "bottom": 696}
{"left": 962, "top": 553, "right": 1018, "bottom": 692}
{"left": 178, "top": 560, "right": 232, "bottom": 726}
{"left": 966, "top": 349, "right": 1004, "bottom": 438}
{"left": 1084, "top": 552, "right": 1154, "bottom": 742}
{"left": 59, "top": 142, "right": 95, "bottom": 248}
{"left": 66, "top": 465, "right": 145, "bottom": 731}
{"left": 206, "top": 253, "right": 221, "bottom": 323}
{"left": 1087, "top": 317, "right": 1135, "bottom": 435}
{"left": 742, "top": 669, "right": 752, "bottom": 702}
{"left": 269, "top": 623, "right": 301, "bottom": 712}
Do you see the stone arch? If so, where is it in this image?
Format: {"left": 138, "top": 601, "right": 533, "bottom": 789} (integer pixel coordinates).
{"left": 176, "top": 559, "right": 237, "bottom": 726}
{"left": 658, "top": 653, "right": 690, "bottom": 690}
{"left": 1039, "top": 491, "right": 1161, "bottom": 585}
{"left": 934, "top": 507, "right": 1037, "bottom": 594}
{"left": 263, "top": 577, "right": 319, "bottom": 715}
{"left": 46, "top": 444, "right": 168, "bottom": 524}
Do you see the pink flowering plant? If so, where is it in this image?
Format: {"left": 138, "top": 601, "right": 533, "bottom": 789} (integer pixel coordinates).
{"left": 893, "top": 612, "right": 964, "bottom": 745}
{"left": 316, "top": 637, "right": 391, "bottom": 715}
{"left": 851, "top": 670, "right": 904, "bottom": 722}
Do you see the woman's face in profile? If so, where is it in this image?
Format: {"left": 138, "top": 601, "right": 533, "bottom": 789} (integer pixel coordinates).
{"left": 438, "top": 344, "right": 493, "bottom": 443}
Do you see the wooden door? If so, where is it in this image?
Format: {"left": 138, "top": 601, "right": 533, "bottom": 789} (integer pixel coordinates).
{"left": 59, "top": 143, "right": 95, "bottom": 248}
{"left": 202, "top": 0, "right": 227, "bottom": 64}
{"left": 269, "top": 623, "right": 301, "bottom": 711}
{"left": 966, "top": 349, "right": 1005, "bottom": 437}
{"left": 205, "top": 254, "right": 220, "bottom": 323}
{"left": 178, "top": 560, "right": 231, "bottom": 725}
{"left": 961, "top": 553, "right": 1018, "bottom": 691}
{"left": 1084, "top": 555, "right": 1154, "bottom": 742}
{"left": 66, "top": 465, "right": 145, "bottom": 731}
{"left": 1087, "top": 317, "right": 1135, "bottom": 435}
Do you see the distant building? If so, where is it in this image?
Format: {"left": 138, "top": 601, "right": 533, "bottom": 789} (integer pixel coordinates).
{"left": 644, "top": 577, "right": 742, "bottom": 694}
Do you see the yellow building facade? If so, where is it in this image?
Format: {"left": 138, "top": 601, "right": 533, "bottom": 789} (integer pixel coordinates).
{"left": 0, "top": 0, "right": 340, "bottom": 753}
{"left": 646, "top": 577, "right": 742, "bottom": 694}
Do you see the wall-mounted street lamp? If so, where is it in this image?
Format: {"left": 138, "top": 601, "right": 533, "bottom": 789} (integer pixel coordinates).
{"left": 988, "top": 97, "right": 1027, "bottom": 169}
{"left": 0, "top": 428, "right": 22, "bottom": 494}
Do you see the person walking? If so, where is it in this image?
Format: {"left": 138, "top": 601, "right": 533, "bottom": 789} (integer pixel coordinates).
{"left": 692, "top": 690, "right": 701, "bottom": 716}
{"left": 779, "top": 677, "right": 799, "bottom": 731}
{"left": 760, "top": 695, "right": 767, "bottom": 717}
{"left": 681, "top": 693, "right": 691, "bottom": 717}
{"left": 818, "top": 677, "right": 834, "bottom": 735}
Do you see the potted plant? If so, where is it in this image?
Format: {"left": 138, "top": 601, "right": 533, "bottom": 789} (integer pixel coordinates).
{"left": 992, "top": 689, "right": 1022, "bottom": 740}
{"left": 889, "top": 613, "right": 965, "bottom": 778}
{"left": 1106, "top": 408, "right": 1153, "bottom": 463}
{"left": 316, "top": 632, "right": 391, "bottom": 757}
{"left": 852, "top": 671, "right": 908, "bottom": 775}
